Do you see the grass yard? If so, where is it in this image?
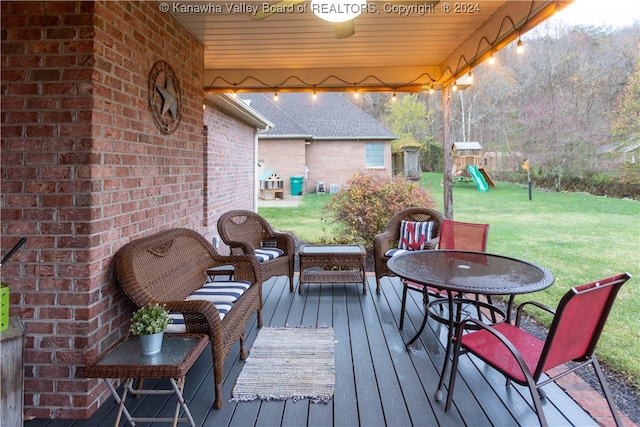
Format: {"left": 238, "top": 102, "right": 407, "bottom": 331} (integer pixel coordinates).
{"left": 259, "top": 172, "right": 640, "bottom": 388}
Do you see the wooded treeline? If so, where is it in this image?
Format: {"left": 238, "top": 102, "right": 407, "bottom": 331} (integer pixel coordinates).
{"left": 351, "top": 21, "right": 640, "bottom": 195}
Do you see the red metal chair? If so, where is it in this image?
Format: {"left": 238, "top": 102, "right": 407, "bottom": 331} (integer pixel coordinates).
{"left": 445, "top": 272, "right": 631, "bottom": 427}
{"left": 399, "top": 220, "right": 490, "bottom": 330}
{"left": 437, "top": 219, "right": 489, "bottom": 252}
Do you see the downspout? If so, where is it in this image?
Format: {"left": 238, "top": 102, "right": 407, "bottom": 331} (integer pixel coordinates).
{"left": 442, "top": 85, "right": 453, "bottom": 219}
{"left": 255, "top": 126, "right": 270, "bottom": 212}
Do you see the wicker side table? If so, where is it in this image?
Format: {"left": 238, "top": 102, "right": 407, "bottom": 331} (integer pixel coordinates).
{"left": 298, "top": 244, "right": 367, "bottom": 294}
{"left": 81, "top": 333, "right": 208, "bottom": 427}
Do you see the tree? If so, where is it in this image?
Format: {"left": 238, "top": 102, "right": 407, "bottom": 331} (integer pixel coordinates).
{"left": 385, "top": 94, "right": 441, "bottom": 172}
{"left": 386, "top": 94, "right": 432, "bottom": 142}
{"left": 610, "top": 57, "right": 640, "bottom": 144}
{"left": 450, "top": 20, "right": 640, "bottom": 189}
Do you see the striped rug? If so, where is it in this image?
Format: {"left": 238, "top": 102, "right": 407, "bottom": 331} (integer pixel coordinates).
{"left": 231, "top": 326, "right": 335, "bottom": 403}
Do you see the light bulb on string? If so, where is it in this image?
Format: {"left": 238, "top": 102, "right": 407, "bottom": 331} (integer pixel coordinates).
{"left": 274, "top": 91, "right": 279, "bottom": 101}
{"left": 516, "top": 38, "right": 524, "bottom": 55}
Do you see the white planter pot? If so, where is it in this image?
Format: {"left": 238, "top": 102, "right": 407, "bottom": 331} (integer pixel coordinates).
{"left": 139, "top": 331, "right": 164, "bottom": 356}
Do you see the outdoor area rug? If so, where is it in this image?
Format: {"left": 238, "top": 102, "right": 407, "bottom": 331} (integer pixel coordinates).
{"left": 231, "top": 326, "right": 335, "bottom": 403}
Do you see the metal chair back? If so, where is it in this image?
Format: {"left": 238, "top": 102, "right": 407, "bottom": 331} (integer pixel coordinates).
{"left": 438, "top": 219, "right": 489, "bottom": 251}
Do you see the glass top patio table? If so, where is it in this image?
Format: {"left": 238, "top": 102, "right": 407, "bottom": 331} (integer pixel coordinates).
{"left": 298, "top": 245, "right": 365, "bottom": 254}
{"left": 387, "top": 249, "right": 554, "bottom": 296}
{"left": 387, "top": 249, "right": 554, "bottom": 402}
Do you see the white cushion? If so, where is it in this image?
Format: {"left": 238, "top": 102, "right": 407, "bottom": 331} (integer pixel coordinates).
{"left": 385, "top": 248, "right": 408, "bottom": 258}
{"left": 166, "top": 280, "right": 251, "bottom": 333}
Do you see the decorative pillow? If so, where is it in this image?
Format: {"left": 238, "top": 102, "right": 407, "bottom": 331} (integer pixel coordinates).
{"left": 260, "top": 240, "right": 277, "bottom": 248}
{"left": 398, "top": 220, "right": 434, "bottom": 251}
{"left": 254, "top": 247, "right": 284, "bottom": 262}
{"left": 166, "top": 280, "right": 252, "bottom": 333}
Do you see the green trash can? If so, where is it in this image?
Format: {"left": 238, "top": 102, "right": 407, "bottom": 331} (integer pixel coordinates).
{"left": 290, "top": 176, "right": 304, "bottom": 196}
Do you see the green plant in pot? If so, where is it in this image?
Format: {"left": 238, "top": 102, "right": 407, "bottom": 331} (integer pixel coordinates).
{"left": 130, "top": 303, "right": 172, "bottom": 356}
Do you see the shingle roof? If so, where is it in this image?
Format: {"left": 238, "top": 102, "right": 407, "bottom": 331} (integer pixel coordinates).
{"left": 239, "top": 93, "right": 396, "bottom": 140}
{"left": 454, "top": 142, "right": 483, "bottom": 150}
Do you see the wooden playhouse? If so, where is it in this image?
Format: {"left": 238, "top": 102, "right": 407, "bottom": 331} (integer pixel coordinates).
{"left": 452, "top": 142, "right": 495, "bottom": 187}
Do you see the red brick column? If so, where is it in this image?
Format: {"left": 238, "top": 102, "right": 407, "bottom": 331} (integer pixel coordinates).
{"left": 1, "top": 0, "right": 206, "bottom": 419}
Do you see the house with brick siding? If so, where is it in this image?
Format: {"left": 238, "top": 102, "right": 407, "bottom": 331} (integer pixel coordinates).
{"left": 241, "top": 93, "right": 396, "bottom": 196}
{"left": 0, "top": 1, "right": 569, "bottom": 422}
{"left": 0, "top": 1, "right": 268, "bottom": 420}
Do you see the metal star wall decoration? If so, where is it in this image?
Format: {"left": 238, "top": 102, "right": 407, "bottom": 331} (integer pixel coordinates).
{"left": 156, "top": 77, "right": 178, "bottom": 120}
{"left": 148, "top": 61, "right": 182, "bottom": 134}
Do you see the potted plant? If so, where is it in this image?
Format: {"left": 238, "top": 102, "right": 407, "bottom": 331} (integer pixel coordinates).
{"left": 130, "top": 303, "right": 172, "bottom": 356}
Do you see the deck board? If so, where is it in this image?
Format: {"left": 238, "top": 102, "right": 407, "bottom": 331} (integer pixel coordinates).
{"left": 26, "top": 275, "right": 599, "bottom": 427}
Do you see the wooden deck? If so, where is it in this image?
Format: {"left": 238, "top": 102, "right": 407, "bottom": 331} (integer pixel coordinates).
{"left": 27, "top": 275, "right": 600, "bottom": 427}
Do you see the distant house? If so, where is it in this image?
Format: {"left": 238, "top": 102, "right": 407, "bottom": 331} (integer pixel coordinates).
{"left": 597, "top": 139, "right": 640, "bottom": 165}
{"left": 240, "top": 93, "right": 396, "bottom": 196}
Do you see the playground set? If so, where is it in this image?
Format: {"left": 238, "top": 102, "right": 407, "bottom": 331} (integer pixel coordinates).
{"left": 452, "top": 142, "right": 496, "bottom": 192}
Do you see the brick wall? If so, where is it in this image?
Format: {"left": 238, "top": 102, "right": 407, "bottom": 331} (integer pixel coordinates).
{"left": 1, "top": 1, "right": 255, "bottom": 419}
{"left": 203, "top": 101, "right": 257, "bottom": 230}
{"left": 258, "top": 138, "right": 306, "bottom": 195}
{"left": 259, "top": 138, "right": 392, "bottom": 194}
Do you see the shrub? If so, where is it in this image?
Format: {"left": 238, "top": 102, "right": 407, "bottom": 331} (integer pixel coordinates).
{"left": 324, "top": 172, "right": 435, "bottom": 247}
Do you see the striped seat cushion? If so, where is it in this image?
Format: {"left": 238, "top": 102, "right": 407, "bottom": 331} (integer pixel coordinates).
{"left": 254, "top": 247, "right": 284, "bottom": 262}
{"left": 166, "top": 280, "right": 252, "bottom": 333}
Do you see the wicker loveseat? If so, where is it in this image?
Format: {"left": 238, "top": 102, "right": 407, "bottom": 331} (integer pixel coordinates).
{"left": 113, "top": 228, "right": 263, "bottom": 409}
{"left": 373, "top": 207, "right": 446, "bottom": 293}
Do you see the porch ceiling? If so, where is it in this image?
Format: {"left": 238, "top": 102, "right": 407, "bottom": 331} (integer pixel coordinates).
{"left": 169, "top": 0, "right": 572, "bottom": 94}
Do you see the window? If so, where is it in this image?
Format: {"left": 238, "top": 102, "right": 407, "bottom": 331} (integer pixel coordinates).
{"left": 365, "top": 143, "right": 384, "bottom": 168}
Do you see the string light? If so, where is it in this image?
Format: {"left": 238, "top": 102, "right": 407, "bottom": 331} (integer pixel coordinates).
{"left": 202, "top": 103, "right": 206, "bottom": 110}
{"left": 205, "top": 10, "right": 537, "bottom": 94}
{"left": 467, "top": 71, "right": 473, "bottom": 84}
{"left": 452, "top": 81, "right": 458, "bottom": 91}
{"left": 273, "top": 91, "right": 279, "bottom": 101}
{"left": 312, "top": 89, "right": 317, "bottom": 100}
{"left": 429, "top": 83, "right": 434, "bottom": 95}
{"left": 392, "top": 92, "right": 397, "bottom": 102}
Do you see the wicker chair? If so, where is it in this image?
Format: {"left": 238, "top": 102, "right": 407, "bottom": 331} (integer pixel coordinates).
{"left": 217, "top": 210, "right": 296, "bottom": 291}
{"left": 373, "top": 207, "right": 446, "bottom": 294}
{"left": 113, "top": 228, "right": 263, "bottom": 409}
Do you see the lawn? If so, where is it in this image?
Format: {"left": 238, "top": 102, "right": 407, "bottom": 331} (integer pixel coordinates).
{"left": 259, "top": 172, "right": 640, "bottom": 387}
